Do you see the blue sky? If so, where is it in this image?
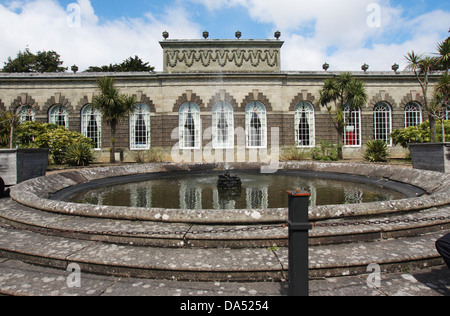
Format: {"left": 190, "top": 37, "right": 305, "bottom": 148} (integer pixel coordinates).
{"left": 0, "top": 0, "right": 449, "bottom": 71}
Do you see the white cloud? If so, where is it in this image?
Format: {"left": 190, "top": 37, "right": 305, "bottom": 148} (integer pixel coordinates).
{"left": 187, "top": 0, "right": 449, "bottom": 71}
{"left": 0, "top": 0, "right": 201, "bottom": 71}
{"left": 0, "top": 0, "right": 448, "bottom": 72}
{"left": 188, "top": 0, "right": 246, "bottom": 11}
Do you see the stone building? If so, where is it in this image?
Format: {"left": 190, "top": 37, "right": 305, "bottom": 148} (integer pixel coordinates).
{"left": 0, "top": 37, "right": 443, "bottom": 162}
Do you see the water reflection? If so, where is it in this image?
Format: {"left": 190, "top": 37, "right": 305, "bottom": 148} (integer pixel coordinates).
{"left": 69, "top": 172, "right": 404, "bottom": 210}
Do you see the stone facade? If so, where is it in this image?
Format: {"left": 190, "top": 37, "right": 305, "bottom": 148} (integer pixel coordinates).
{"left": 0, "top": 38, "right": 441, "bottom": 162}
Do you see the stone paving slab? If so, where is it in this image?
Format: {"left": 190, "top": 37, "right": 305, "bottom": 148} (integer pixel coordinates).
{"left": 0, "top": 226, "right": 95, "bottom": 269}
{"left": 2, "top": 198, "right": 449, "bottom": 249}
{"left": 277, "top": 232, "right": 445, "bottom": 275}
{"left": 0, "top": 224, "right": 284, "bottom": 281}
{"left": 66, "top": 242, "right": 283, "bottom": 278}
{"left": 0, "top": 220, "right": 446, "bottom": 281}
{"left": 0, "top": 258, "right": 448, "bottom": 296}
{"left": 0, "top": 199, "right": 285, "bottom": 243}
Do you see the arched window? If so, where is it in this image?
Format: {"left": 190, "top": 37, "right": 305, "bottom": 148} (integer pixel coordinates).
{"left": 49, "top": 105, "right": 69, "bottom": 128}
{"left": 18, "top": 106, "right": 35, "bottom": 123}
{"left": 130, "top": 103, "right": 151, "bottom": 150}
{"left": 343, "top": 105, "right": 361, "bottom": 147}
{"left": 374, "top": 102, "right": 392, "bottom": 145}
{"left": 405, "top": 102, "right": 422, "bottom": 128}
{"left": 294, "top": 102, "right": 315, "bottom": 147}
{"left": 246, "top": 102, "right": 267, "bottom": 148}
{"left": 179, "top": 102, "right": 201, "bottom": 149}
{"left": 212, "top": 102, "right": 234, "bottom": 149}
{"left": 81, "top": 105, "right": 102, "bottom": 149}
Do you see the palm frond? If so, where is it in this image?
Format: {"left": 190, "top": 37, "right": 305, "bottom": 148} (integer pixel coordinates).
{"left": 404, "top": 51, "right": 423, "bottom": 72}
{"left": 436, "top": 38, "right": 450, "bottom": 68}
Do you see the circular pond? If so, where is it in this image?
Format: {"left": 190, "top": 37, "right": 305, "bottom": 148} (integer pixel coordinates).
{"left": 65, "top": 170, "right": 408, "bottom": 210}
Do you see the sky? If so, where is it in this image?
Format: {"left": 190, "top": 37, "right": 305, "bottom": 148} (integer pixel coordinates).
{"left": 0, "top": 0, "right": 449, "bottom": 72}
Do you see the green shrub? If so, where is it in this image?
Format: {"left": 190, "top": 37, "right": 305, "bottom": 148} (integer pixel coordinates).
{"left": 146, "top": 148, "right": 166, "bottom": 163}
{"left": 15, "top": 121, "right": 94, "bottom": 164}
{"left": 391, "top": 120, "right": 450, "bottom": 148}
{"left": 280, "top": 146, "right": 311, "bottom": 161}
{"left": 364, "top": 140, "right": 389, "bottom": 162}
{"left": 131, "top": 148, "right": 166, "bottom": 163}
{"left": 63, "top": 143, "right": 95, "bottom": 166}
{"left": 131, "top": 150, "right": 147, "bottom": 163}
{"left": 311, "top": 141, "right": 340, "bottom": 161}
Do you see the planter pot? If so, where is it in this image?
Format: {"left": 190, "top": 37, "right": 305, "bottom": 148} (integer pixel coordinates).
{"left": 408, "top": 143, "right": 450, "bottom": 174}
{"left": 0, "top": 149, "right": 49, "bottom": 186}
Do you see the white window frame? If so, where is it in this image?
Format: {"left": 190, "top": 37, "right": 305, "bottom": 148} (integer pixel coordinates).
{"left": 343, "top": 105, "right": 362, "bottom": 147}
{"left": 245, "top": 102, "right": 267, "bottom": 149}
{"left": 18, "top": 106, "right": 35, "bottom": 123}
{"left": 179, "top": 102, "right": 201, "bottom": 150}
{"left": 404, "top": 102, "right": 423, "bottom": 128}
{"left": 294, "top": 102, "right": 315, "bottom": 148}
{"left": 130, "top": 103, "right": 151, "bottom": 150}
{"left": 212, "top": 102, "right": 234, "bottom": 149}
{"left": 49, "top": 105, "right": 69, "bottom": 128}
{"left": 374, "top": 102, "right": 392, "bottom": 146}
{"left": 81, "top": 105, "right": 102, "bottom": 150}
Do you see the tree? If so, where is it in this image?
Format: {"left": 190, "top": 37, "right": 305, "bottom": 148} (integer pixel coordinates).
{"left": 2, "top": 48, "right": 35, "bottom": 73}
{"left": 2, "top": 48, "right": 67, "bottom": 73}
{"left": 119, "top": 56, "right": 155, "bottom": 72}
{"left": 407, "top": 37, "right": 450, "bottom": 143}
{"left": 436, "top": 37, "right": 450, "bottom": 75}
{"left": 432, "top": 73, "right": 450, "bottom": 142}
{"left": 0, "top": 110, "right": 20, "bottom": 148}
{"left": 318, "top": 72, "right": 368, "bottom": 159}
{"left": 405, "top": 51, "right": 438, "bottom": 142}
{"left": 85, "top": 64, "right": 120, "bottom": 73}
{"left": 34, "top": 50, "right": 67, "bottom": 73}
{"left": 84, "top": 56, "right": 154, "bottom": 73}
{"left": 92, "top": 77, "right": 137, "bottom": 163}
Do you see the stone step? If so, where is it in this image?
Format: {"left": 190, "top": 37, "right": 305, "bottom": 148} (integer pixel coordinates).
{"left": 0, "top": 199, "right": 286, "bottom": 248}
{"left": 1, "top": 199, "right": 449, "bottom": 248}
{"left": 0, "top": 222, "right": 445, "bottom": 282}
{"left": 1, "top": 257, "right": 449, "bottom": 296}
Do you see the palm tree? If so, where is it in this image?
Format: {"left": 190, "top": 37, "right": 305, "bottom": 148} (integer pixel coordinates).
{"left": 405, "top": 51, "right": 438, "bottom": 142}
{"left": 436, "top": 37, "right": 450, "bottom": 75}
{"left": 435, "top": 73, "right": 450, "bottom": 102}
{"left": 92, "top": 77, "right": 137, "bottom": 163}
{"left": 432, "top": 73, "right": 450, "bottom": 142}
{"left": 318, "top": 72, "right": 368, "bottom": 159}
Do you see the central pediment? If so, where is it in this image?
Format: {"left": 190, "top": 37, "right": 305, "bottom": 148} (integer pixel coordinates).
{"left": 160, "top": 39, "right": 283, "bottom": 73}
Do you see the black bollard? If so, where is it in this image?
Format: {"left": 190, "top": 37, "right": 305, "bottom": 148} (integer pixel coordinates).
{"left": 0, "top": 177, "right": 7, "bottom": 197}
{"left": 286, "top": 189, "right": 312, "bottom": 297}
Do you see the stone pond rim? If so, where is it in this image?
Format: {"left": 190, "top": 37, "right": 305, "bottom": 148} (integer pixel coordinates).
{"left": 9, "top": 162, "right": 450, "bottom": 225}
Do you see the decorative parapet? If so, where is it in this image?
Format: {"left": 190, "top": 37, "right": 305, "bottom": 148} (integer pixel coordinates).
{"left": 160, "top": 39, "right": 283, "bottom": 73}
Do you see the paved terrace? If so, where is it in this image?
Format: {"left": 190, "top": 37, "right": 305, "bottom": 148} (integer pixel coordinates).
{"left": 0, "top": 162, "right": 449, "bottom": 296}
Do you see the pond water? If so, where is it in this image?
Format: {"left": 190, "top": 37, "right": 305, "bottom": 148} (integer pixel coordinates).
{"left": 68, "top": 171, "right": 405, "bottom": 210}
